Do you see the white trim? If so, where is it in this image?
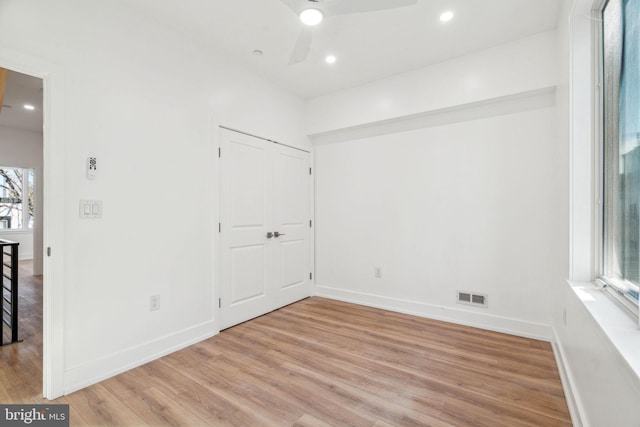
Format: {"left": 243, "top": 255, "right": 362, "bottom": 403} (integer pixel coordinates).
{"left": 594, "top": 0, "right": 640, "bottom": 323}
{"left": 0, "top": 47, "right": 66, "bottom": 399}
{"left": 212, "top": 120, "right": 221, "bottom": 334}
{"left": 219, "top": 125, "right": 312, "bottom": 154}
{"left": 64, "top": 320, "right": 218, "bottom": 395}
{"left": 568, "top": 2, "right": 596, "bottom": 283}
{"left": 309, "top": 150, "right": 315, "bottom": 291}
{"left": 592, "top": 0, "right": 605, "bottom": 285}
{"left": 0, "top": 229, "right": 34, "bottom": 260}
{"left": 42, "top": 67, "right": 66, "bottom": 399}
{"left": 596, "top": 278, "right": 639, "bottom": 318}
{"left": 314, "top": 285, "right": 553, "bottom": 341}
{"left": 311, "top": 86, "right": 556, "bottom": 145}
{"left": 568, "top": 280, "right": 640, "bottom": 380}
{"left": 551, "top": 330, "right": 585, "bottom": 427}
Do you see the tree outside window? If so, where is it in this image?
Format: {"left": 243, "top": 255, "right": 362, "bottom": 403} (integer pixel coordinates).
{"left": 0, "top": 167, "right": 34, "bottom": 231}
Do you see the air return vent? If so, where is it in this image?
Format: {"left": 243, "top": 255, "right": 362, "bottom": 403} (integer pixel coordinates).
{"left": 458, "top": 292, "right": 471, "bottom": 303}
{"left": 457, "top": 291, "right": 488, "bottom": 308}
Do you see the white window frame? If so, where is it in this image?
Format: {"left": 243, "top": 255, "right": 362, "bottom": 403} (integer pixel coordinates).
{"left": 596, "top": 0, "right": 640, "bottom": 321}
{"left": 0, "top": 166, "right": 34, "bottom": 232}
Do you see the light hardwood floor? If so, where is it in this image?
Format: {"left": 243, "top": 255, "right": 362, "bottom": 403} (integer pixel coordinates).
{"left": 2, "top": 262, "right": 572, "bottom": 426}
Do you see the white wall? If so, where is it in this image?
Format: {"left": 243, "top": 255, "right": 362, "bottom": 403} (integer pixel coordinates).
{"left": 306, "top": 31, "right": 557, "bottom": 135}
{"left": 312, "top": 32, "right": 564, "bottom": 340}
{"left": 550, "top": 1, "right": 640, "bottom": 425}
{"left": 314, "top": 98, "right": 562, "bottom": 339}
{"left": 1, "top": 2, "right": 636, "bottom": 422}
{"left": 0, "top": 126, "right": 43, "bottom": 268}
{"left": 0, "top": 0, "right": 309, "bottom": 395}
{"left": 0, "top": 231, "right": 31, "bottom": 260}
{"left": 312, "top": 9, "right": 640, "bottom": 424}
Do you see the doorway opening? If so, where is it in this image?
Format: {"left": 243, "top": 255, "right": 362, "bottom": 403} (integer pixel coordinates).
{"left": 0, "top": 67, "right": 45, "bottom": 399}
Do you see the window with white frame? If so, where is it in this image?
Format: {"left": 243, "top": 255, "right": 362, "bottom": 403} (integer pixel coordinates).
{"left": 0, "top": 167, "right": 34, "bottom": 231}
{"left": 601, "top": 0, "right": 640, "bottom": 309}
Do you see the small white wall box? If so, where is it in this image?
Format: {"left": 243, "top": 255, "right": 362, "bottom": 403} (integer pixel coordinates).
{"left": 87, "top": 157, "right": 97, "bottom": 179}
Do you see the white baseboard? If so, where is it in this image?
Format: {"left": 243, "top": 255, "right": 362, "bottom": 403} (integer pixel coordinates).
{"left": 63, "top": 320, "right": 218, "bottom": 395}
{"left": 315, "top": 285, "right": 553, "bottom": 341}
{"left": 551, "top": 328, "right": 585, "bottom": 427}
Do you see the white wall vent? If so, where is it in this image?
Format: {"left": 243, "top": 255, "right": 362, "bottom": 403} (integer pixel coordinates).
{"left": 457, "top": 290, "right": 488, "bottom": 308}
{"left": 458, "top": 292, "right": 471, "bottom": 303}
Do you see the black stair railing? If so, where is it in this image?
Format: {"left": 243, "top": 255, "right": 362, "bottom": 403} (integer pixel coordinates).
{"left": 0, "top": 239, "right": 19, "bottom": 345}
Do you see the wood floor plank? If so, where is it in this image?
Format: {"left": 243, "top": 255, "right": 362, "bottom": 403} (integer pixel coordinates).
{"left": 64, "top": 383, "right": 150, "bottom": 427}
{"left": 152, "top": 357, "right": 296, "bottom": 426}
{"left": 238, "top": 308, "right": 568, "bottom": 426}
{"left": 0, "top": 261, "right": 44, "bottom": 404}
{"left": 207, "top": 349, "right": 380, "bottom": 426}
{"left": 293, "top": 413, "right": 334, "bottom": 427}
{"left": 1, "top": 263, "right": 572, "bottom": 426}
{"left": 249, "top": 309, "right": 568, "bottom": 416}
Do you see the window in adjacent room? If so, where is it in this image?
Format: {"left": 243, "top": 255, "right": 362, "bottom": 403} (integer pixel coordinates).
{"left": 0, "top": 167, "right": 34, "bottom": 231}
{"left": 601, "top": 0, "right": 640, "bottom": 310}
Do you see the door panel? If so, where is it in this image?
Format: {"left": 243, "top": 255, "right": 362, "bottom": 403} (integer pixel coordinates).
{"left": 273, "top": 146, "right": 311, "bottom": 306}
{"left": 229, "top": 244, "right": 266, "bottom": 304}
{"left": 219, "top": 129, "right": 312, "bottom": 329}
{"left": 279, "top": 239, "right": 307, "bottom": 290}
{"left": 228, "top": 142, "right": 267, "bottom": 228}
{"left": 280, "top": 153, "right": 307, "bottom": 225}
{"left": 220, "top": 130, "right": 273, "bottom": 329}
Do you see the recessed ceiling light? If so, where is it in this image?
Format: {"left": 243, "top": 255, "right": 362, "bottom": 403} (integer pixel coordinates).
{"left": 252, "top": 49, "right": 263, "bottom": 56}
{"left": 325, "top": 55, "right": 337, "bottom": 64}
{"left": 440, "top": 11, "right": 454, "bottom": 22}
{"left": 300, "top": 8, "right": 323, "bottom": 26}
{"left": 23, "top": 104, "right": 35, "bottom": 111}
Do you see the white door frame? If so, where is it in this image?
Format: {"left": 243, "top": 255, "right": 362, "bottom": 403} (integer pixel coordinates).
{"left": 0, "top": 48, "right": 66, "bottom": 399}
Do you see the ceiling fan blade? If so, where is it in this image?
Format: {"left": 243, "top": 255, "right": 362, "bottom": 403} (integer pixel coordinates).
{"left": 279, "top": 0, "right": 301, "bottom": 14}
{"left": 289, "top": 27, "right": 313, "bottom": 65}
{"left": 326, "top": 0, "right": 417, "bottom": 15}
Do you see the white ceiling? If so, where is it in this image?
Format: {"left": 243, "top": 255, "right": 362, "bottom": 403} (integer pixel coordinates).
{"left": 116, "top": 0, "right": 562, "bottom": 99}
{"left": 0, "top": 0, "right": 563, "bottom": 135}
{"left": 0, "top": 70, "right": 43, "bottom": 134}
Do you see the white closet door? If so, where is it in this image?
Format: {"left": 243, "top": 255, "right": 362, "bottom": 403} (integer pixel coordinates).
{"left": 219, "top": 129, "right": 312, "bottom": 330}
{"left": 219, "top": 129, "right": 275, "bottom": 329}
{"left": 272, "top": 144, "right": 312, "bottom": 307}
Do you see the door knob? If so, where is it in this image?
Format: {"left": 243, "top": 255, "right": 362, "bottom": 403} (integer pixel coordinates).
{"left": 274, "top": 231, "right": 286, "bottom": 238}
{"left": 266, "top": 232, "right": 274, "bottom": 239}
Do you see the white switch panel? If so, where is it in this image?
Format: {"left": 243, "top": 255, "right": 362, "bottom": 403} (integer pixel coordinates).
{"left": 79, "top": 200, "right": 102, "bottom": 219}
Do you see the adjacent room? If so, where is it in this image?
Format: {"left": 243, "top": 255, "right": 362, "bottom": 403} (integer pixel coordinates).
{"left": 0, "top": 0, "right": 638, "bottom": 425}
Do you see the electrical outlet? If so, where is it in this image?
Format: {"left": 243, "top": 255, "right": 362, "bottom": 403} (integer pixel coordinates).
{"left": 374, "top": 267, "right": 382, "bottom": 278}
{"left": 150, "top": 295, "right": 160, "bottom": 311}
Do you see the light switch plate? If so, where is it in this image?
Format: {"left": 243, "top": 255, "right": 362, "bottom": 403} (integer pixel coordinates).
{"left": 79, "top": 200, "right": 102, "bottom": 219}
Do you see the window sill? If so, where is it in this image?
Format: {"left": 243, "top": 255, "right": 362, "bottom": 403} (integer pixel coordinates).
{"left": 568, "top": 280, "right": 640, "bottom": 380}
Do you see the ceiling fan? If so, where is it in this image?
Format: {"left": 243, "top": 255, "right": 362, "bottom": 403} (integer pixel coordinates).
{"left": 280, "top": 0, "right": 418, "bottom": 65}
